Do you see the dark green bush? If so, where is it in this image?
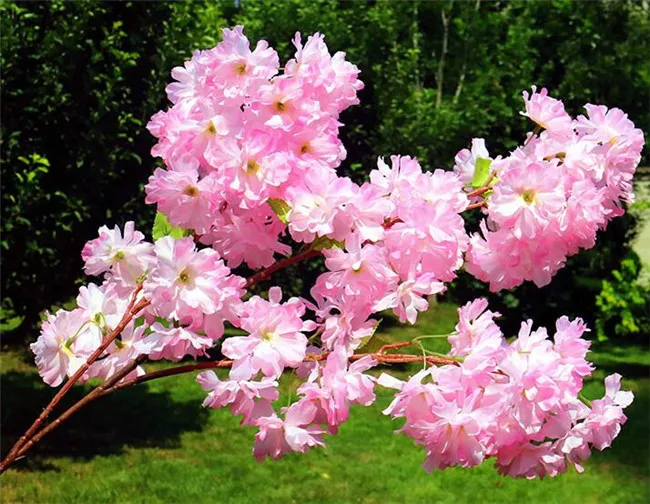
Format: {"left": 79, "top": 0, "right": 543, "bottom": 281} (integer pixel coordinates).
{"left": 1, "top": 0, "right": 648, "bottom": 342}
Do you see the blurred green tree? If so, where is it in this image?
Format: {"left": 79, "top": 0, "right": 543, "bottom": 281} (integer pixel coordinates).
{"left": 1, "top": 0, "right": 647, "bottom": 341}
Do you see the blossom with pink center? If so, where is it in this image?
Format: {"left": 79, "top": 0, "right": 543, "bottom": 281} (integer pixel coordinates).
{"left": 144, "top": 236, "right": 244, "bottom": 320}
{"left": 222, "top": 287, "right": 313, "bottom": 379}
{"left": 82, "top": 221, "right": 154, "bottom": 289}
{"left": 521, "top": 86, "right": 573, "bottom": 135}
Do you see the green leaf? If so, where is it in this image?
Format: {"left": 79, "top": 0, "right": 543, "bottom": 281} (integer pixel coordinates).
{"left": 152, "top": 212, "right": 190, "bottom": 240}
{"left": 311, "top": 235, "right": 344, "bottom": 252}
{"left": 356, "top": 319, "right": 384, "bottom": 351}
{"left": 471, "top": 158, "right": 492, "bottom": 188}
{"left": 267, "top": 198, "right": 291, "bottom": 224}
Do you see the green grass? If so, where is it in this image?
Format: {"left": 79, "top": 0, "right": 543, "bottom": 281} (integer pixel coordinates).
{"left": 1, "top": 303, "right": 648, "bottom": 504}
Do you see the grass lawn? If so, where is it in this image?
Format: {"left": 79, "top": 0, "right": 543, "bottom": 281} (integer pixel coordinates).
{"left": 1, "top": 303, "right": 648, "bottom": 503}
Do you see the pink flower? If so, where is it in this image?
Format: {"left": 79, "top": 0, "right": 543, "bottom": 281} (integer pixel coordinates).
{"left": 144, "top": 236, "right": 244, "bottom": 320}
{"left": 30, "top": 309, "right": 97, "bottom": 387}
{"left": 448, "top": 298, "right": 504, "bottom": 358}
{"left": 320, "top": 233, "right": 398, "bottom": 298}
{"left": 222, "top": 287, "right": 312, "bottom": 379}
{"left": 583, "top": 373, "right": 633, "bottom": 450}
{"left": 552, "top": 316, "right": 594, "bottom": 392}
{"left": 521, "top": 86, "right": 572, "bottom": 135}
{"left": 87, "top": 324, "right": 151, "bottom": 382}
{"left": 419, "top": 389, "right": 489, "bottom": 471}
{"left": 496, "top": 441, "right": 565, "bottom": 479}
{"left": 76, "top": 282, "right": 125, "bottom": 333}
{"left": 465, "top": 222, "right": 567, "bottom": 291}
{"left": 374, "top": 272, "right": 445, "bottom": 325}
{"left": 82, "top": 222, "right": 154, "bottom": 289}
{"left": 197, "top": 371, "right": 278, "bottom": 425}
{"left": 575, "top": 104, "right": 642, "bottom": 145}
{"left": 369, "top": 155, "right": 422, "bottom": 201}
{"left": 344, "top": 183, "right": 395, "bottom": 242}
{"left": 145, "top": 155, "right": 219, "bottom": 234}
{"left": 144, "top": 323, "right": 214, "bottom": 361}
{"left": 253, "top": 400, "right": 325, "bottom": 461}
{"left": 285, "top": 167, "right": 356, "bottom": 242}
{"left": 200, "top": 205, "right": 291, "bottom": 269}
{"left": 489, "top": 160, "right": 565, "bottom": 239}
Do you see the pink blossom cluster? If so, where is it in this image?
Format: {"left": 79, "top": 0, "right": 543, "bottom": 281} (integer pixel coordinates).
{"left": 379, "top": 299, "right": 633, "bottom": 478}
{"left": 33, "top": 223, "right": 246, "bottom": 384}
{"left": 146, "top": 25, "right": 362, "bottom": 268}
{"left": 459, "top": 86, "right": 644, "bottom": 290}
{"left": 28, "top": 27, "right": 641, "bottom": 478}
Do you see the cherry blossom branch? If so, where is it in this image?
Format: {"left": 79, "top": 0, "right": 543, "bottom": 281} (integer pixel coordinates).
{"left": 466, "top": 201, "right": 487, "bottom": 210}
{"left": 12, "top": 356, "right": 148, "bottom": 461}
{"left": 2, "top": 339, "right": 459, "bottom": 469}
{"left": 0, "top": 288, "right": 150, "bottom": 473}
{"left": 90, "top": 340, "right": 461, "bottom": 396}
{"left": 3, "top": 248, "right": 329, "bottom": 472}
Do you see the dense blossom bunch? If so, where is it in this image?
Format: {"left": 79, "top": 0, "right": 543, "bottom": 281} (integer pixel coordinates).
{"left": 380, "top": 300, "right": 633, "bottom": 477}
{"left": 28, "top": 27, "right": 642, "bottom": 478}
{"left": 458, "top": 86, "right": 644, "bottom": 290}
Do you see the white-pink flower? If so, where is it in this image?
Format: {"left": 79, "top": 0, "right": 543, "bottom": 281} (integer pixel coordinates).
{"left": 222, "top": 287, "right": 312, "bottom": 379}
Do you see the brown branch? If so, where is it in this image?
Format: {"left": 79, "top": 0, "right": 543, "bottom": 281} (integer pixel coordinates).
{"left": 0, "top": 288, "right": 150, "bottom": 473}
{"left": 106, "top": 349, "right": 459, "bottom": 395}
{"left": 2, "top": 340, "right": 458, "bottom": 471}
{"left": 466, "top": 186, "right": 491, "bottom": 198}
{"left": 466, "top": 201, "right": 487, "bottom": 211}
{"left": 245, "top": 248, "right": 321, "bottom": 288}
{"left": 13, "top": 356, "right": 148, "bottom": 460}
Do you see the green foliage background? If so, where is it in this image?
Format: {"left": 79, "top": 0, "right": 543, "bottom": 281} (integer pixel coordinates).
{"left": 1, "top": 0, "right": 648, "bottom": 341}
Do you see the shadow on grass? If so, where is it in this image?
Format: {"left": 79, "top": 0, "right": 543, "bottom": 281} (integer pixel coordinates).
{"left": 1, "top": 370, "right": 209, "bottom": 472}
